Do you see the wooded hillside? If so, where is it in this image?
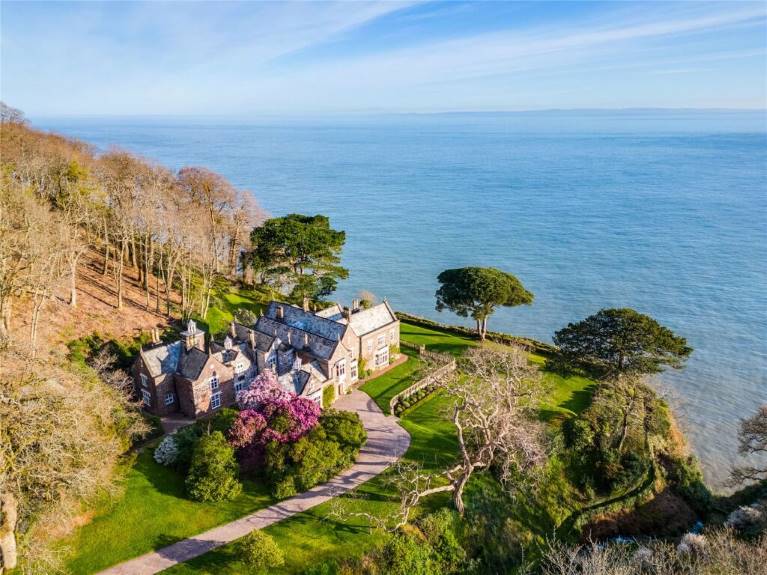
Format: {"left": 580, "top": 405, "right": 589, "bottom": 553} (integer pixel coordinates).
{"left": 0, "top": 102, "right": 266, "bottom": 352}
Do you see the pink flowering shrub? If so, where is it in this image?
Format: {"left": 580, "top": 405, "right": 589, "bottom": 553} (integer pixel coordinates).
{"left": 237, "top": 370, "right": 291, "bottom": 409}
{"left": 228, "top": 370, "right": 321, "bottom": 471}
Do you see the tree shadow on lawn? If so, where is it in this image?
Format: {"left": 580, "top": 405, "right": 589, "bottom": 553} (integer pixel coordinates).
{"left": 560, "top": 385, "right": 597, "bottom": 415}
{"left": 135, "top": 450, "right": 189, "bottom": 498}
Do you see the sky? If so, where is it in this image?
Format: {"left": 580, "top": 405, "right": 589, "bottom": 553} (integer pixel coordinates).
{"left": 1, "top": 1, "right": 766, "bottom": 116}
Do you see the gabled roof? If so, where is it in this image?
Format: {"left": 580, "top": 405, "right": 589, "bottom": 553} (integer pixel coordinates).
{"left": 315, "top": 303, "right": 344, "bottom": 321}
{"left": 177, "top": 347, "right": 211, "bottom": 380}
{"left": 254, "top": 315, "right": 340, "bottom": 361}
{"left": 141, "top": 341, "right": 182, "bottom": 377}
{"left": 277, "top": 359, "right": 329, "bottom": 396}
{"left": 264, "top": 301, "right": 346, "bottom": 341}
{"left": 348, "top": 301, "right": 398, "bottom": 336}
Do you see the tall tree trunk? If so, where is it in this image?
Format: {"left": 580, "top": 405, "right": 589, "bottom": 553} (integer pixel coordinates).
{"left": 102, "top": 218, "right": 110, "bottom": 276}
{"left": 30, "top": 293, "right": 45, "bottom": 354}
{"left": 144, "top": 236, "right": 153, "bottom": 310}
{"left": 0, "top": 297, "right": 11, "bottom": 342}
{"left": 0, "top": 493, "right": 18, "bottom": 572}
{"left": 69, "top": 262, "right": 77, "bottom": 308}
{"left": 130, "top": 235, "right": 138, "bottom": 278}
{"left": 155, "top": 254, "right": 162, "bottom": 313}
{"left": 116, "top": 240, "right": 126, "bottom": 309}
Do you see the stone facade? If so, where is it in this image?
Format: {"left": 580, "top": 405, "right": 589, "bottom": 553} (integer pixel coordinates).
{"left": 133, "top": 299, "right": 400, "bottom": 419}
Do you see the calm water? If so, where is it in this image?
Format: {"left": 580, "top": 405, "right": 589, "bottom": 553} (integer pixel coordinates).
{"left": 36, "top": 111, "right": 767, "bottom": 489}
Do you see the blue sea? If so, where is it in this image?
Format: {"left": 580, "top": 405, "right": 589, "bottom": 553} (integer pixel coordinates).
{"left": 35, "top": 110, "right": 767, "bottom": 489}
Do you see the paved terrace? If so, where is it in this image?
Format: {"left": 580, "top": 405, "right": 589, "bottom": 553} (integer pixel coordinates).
{"left": 97, "top": 389, "right": 411, "bottom": 575}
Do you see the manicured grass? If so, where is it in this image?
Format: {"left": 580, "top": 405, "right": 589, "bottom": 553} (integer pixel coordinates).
{"left": 530, "top": 353, "right": 597, "bottom": 421}
{"left": 359, "top": 351, "right": 426, "bottom": 414}
{"left": 400, "top": 321, "right": 478, "bottom": 355}
{"left": 59, "top": 447, "right": 272, "bottom": 575}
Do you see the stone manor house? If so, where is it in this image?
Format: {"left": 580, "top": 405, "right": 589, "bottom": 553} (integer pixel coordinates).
{"left": 133, "top": 299, "right": 400, "bottom": 418}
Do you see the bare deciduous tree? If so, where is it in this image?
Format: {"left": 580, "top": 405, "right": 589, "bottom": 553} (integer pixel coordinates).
{"left": 731, "top": 404, "right": 767, "bottom": 485}
{"left": 391, "top": 348, "right": 547, "bottom": 524}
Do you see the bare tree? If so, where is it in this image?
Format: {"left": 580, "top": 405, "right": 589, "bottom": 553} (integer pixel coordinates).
{"left": 731, "top": 404, "right": 767, "bottom": 485}
{"left": 541, "top": 530, "right": 767, "bottom": 575}
{"left": 394, "top": 348, "right": 547, "bottom": 523}
{"left": 0, "top": 102, "right": 25, "bottom": 125}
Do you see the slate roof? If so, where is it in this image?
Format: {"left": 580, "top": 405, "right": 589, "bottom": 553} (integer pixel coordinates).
{"left": 177, "top": 347, "right": 210, "bottom": 380}
{"left": 254, "top": 315, "right": 340, "bottom": 361}
{"left": 315, "top": 303, "right": 344, "bottom": 321}
{"left": 277, "top": 359, "right": 329, "bottom": 396}
{"left": 348, "top": 301, "right": 398, "bottom": 336}
{"left": 141, "top": 341, "right": 182, "bottom": 377}
{"left": 264, "top": 302, "right": 346, "bottom": 341}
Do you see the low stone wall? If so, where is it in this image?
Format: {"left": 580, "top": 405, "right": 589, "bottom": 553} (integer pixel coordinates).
{"left": 389, "top": 345, "right": 456, "bottom": 415}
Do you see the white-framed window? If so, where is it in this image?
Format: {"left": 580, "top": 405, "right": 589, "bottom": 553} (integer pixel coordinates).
{"left": 211, "top": 392, "right": 222, "bottom": 410}
{"left": 141, "top": 389, "right": 152, "bottom": 407}
{"left": 235, "top": 361, "right": 244, "bottom": 373}
{"left": 209, "top": 374, "right": 219, "bottom": 391}
{"left": 164, "top": 392, "right": 174, "bottom": 406}
{"left": 235, "top": 379, "right": 247, "bottom": 393}
{"left": 267, "top": 354, "right": 277, "bottom": 371}
{"left": 375, "top": 347, "right": 389, "bottom": 368}
{"left": 377, "top": 334, "right": 386, "bottom": 347}
{"left": 350, "top": 359, "right": 358, "bottom": 381}
{"left": 335, "top": 359, "right": 346, "bottom": 380}
{"left": 140, "top": 373, "right": 148, "bottom": 387}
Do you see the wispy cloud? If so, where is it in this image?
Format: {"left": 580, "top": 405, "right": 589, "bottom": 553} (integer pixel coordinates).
{"left": 3, "top": 1, "right": 766, "bottom": 114}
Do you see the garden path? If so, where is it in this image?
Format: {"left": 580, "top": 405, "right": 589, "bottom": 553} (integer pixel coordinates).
{"left": 96, "top": 389, "right": 411, "bottom": 575}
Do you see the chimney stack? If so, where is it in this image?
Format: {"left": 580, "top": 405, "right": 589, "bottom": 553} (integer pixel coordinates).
{"left": 248, "top": 329, "right": 256, "bottom": 349}
{"left": 352, "top": 299, "right": 360, "bottom": 313}
{"left": 229, "top": 321, "right": 237, "bottom": 338}
{"left": 302, "top": 297, "right": 310, "bottom": 312}
{"left": 150, "top": 328, "right": 159, "bottom": 344}
{"left": 276, "top": 305, "right": 284, "bottom": 320}
{"left": 342, "top": 306, "right": 350, "bottom": 320}
{"left": 303, "top": 332, "right": 309, "bottom": 348}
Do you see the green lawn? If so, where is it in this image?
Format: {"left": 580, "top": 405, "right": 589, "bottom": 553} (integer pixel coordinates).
{"left": 59, "top": 448, "right": 273, "bottom": 575}
{"left": 400, "top": 321, "right": 478, "bottom": 355}
{"left": 359, "top": 351, "right": 426, "bottom": 414}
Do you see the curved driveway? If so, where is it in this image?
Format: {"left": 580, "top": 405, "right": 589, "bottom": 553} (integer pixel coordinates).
{"left": 97, "top": 390, "right": 411, "bottom": 575}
